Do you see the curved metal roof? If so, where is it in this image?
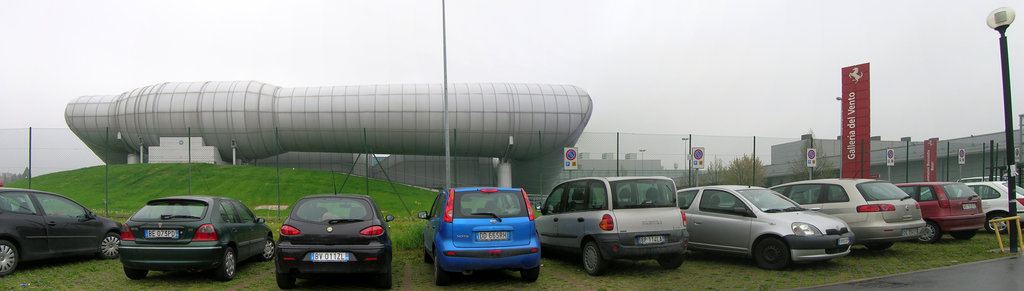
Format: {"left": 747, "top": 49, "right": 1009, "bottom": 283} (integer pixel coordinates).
{"left": 66, "top": 81, "right": 592, "bottom": 163}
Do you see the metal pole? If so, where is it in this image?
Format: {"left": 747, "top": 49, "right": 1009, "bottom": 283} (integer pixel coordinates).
{"left": 28, "top": 127, "right": 32, "bottom": 189}
{"left": 905, "top": 140, "right": 910, "bottom": 183}
{"left": 752, "top": 136, "right": 756, "bottom": 186}
{"left": 188, "top": 128, "right": 192, "bottom": 196}
{"left": 104, "top": 127, "right": 108, "bottom": 216}
{"left": 276, "top": 128, "right": 281, "bottom": 220}
{"left": 945, "top": 141, "right": 950, "bottom": 181}
{"left": 996, "top": 25, "right": 1018, "bottom": 252}
{"left": 442, "top": 0, "right": 451, "bottom": 189}
{"left": 687, "top": 134, "right": 692, "bottom": 186}
{"left": 616, "top": 132, "right": 620, "bottom": 177}
{"left": 365, "top": 128, "right": 370, "bottom": 196}
{"left": 990, "top": 140, "right": 996, "bottom": 180}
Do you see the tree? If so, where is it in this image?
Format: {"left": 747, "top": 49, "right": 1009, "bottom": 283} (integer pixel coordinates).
{"left": 723, "top": 155, "right": 766, "bottom": 186}
{"left": 787, "top": 133, "right": 838, "bottom": 183}
{"left": 702, "top": 158, "right": 726, "bottom": 186}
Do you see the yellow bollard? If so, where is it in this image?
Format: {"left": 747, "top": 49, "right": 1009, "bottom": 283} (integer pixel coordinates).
{"left": 989, "top": 216, "right": 1024, "bottom": 253}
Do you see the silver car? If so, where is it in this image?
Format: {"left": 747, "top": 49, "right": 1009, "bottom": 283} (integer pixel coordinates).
{"left": 536, "top": 176, "right": 688, "bottom": 276}
{"left": 771, "top": 179, "right": 925, "bottom": 250}
{"left": 678, "top": 186, "right": 853, "bottom": 270}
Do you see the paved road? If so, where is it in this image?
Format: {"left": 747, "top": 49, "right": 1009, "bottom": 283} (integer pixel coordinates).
{"left": 796, "top": 255, "right": 1024, "bottom": 290}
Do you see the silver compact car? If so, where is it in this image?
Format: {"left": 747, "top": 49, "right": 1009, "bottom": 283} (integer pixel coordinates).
{"left": 678, "top": 186, "right": 853, "bottom": 270}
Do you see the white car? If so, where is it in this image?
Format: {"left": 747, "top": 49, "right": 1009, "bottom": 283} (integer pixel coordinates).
{"left": 964, "top": 181, "right": 1024, "bottom": 233}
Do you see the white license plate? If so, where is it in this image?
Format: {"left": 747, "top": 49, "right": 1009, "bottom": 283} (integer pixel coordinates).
{"left": 476, "top": 231, "right": 510, "bottom": 241}
{"left": 837, "top": 237, "right": 850, "bottom": 245}
{"left": 637, "top": 235, "right": 666, "bottom": 245}
{"left": 144, "top": 229, "right": 178, "bottom": 239}
{"left": 962, "top": 203, "right": 977, "bottom": 210}
{"left": 311, "top": 252, "right": 351, "bottom": 262}
{"left": 901, "top": 228, "right": 920, "bottom": 236}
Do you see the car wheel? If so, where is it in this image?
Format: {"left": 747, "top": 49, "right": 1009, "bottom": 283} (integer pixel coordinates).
{"left": 656, "top": 253, "right": 685, "bottom": 269}
{"left": 423, "top": 248, "right": 433, "bottom": 264}
{"left": 864, "top": 242, "right": 894, "bottom": 251}
{"left": 97, "top": 232, "right": 120, "bottom": 259}
{"left": 917, "top": 221, "right": 942, "bottom": 244}
{"left": 520, "top": 267, "right": 539, "bottom": 282}
{"left": 378, "top": 259, "right": 393, "bottom": 289}
{"left": 432, "top": 249, "right": 450, "bottom": 286}
{"left": 214, "top": 247, "right": 236, "bottom": 281}
{"left": 753, "top": 237, "right": 790, "bottom": 270}
{"left": 986, "top": 213, "right": 1008, "bottom": 234}
{"left": 0, "top": 239, "right": 18, "bottom": 277}
{"left": 582, "top": 240, "right": 608, "bottom": 276}
{"left": 123, "top": 267, "right": 148, "bottom": 280}
{"left": 275, "top": 271, "right": 296, "bottom": 289}
{"left": 258, "top": 237, "right": 275, "bottom": 262}
{"left": 950, "top": 230, "right": 977, "bottom": 240}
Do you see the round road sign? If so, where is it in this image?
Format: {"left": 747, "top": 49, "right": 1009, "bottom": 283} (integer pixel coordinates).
{"left": 959, "top": 149, "right": 966, "bottom": 158}
{"left": 887, "top": 150, "right": 894, "bottom": 159}
{"left": 807, "top": 149, "right": 816, "bottom": 160}
{"left": 565, "top": 149, "right": 577, "bottom": 161}
{"left": 693, "top": 149, "right": 704, "bottom": 160}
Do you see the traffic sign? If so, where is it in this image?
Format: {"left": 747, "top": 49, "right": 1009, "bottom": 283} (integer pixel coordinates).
{"left": 806, "top": 148, "right": 817, "bottom": 168}
{"left": 958, "top": 148, "right": 966, "bottom": 165}
{"left": 886, "top": 149, "right": 895, "bottom": 166}
{"left": 563, "top": 147, "right": 578, "bottom": 170}
{"left": 692, "top": 147, "right": 705, "bottom": 169}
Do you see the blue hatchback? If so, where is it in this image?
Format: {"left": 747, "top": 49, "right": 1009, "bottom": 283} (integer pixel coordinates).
{"left": 418, "top": 187, "right": 540, "bottom": 285}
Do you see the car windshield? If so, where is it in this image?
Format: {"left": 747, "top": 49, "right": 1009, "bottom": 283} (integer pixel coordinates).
{"left": 292, "top": 197, "right": 372, "bottom": 222}
{"left": 132, "top": 200, "right": 207, "bottom": 221}
{"left": 856, "top": 182, "right": 910, "bottom": 201}
{"left": 611, "top": 179, "right": 676, "bottom": 209}
{"left": 453, "top": 190, "right": 527, "bottom": 219}
{"left": 940, "top": 184, "right": 977, "bottom": 200}
{"left": 736, "top": 189, "right": 803, "bottom": 212}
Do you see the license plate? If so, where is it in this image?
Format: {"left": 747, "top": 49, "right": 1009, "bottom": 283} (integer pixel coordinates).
{"left": 962, "top": 203, "right": 977, "bottom": 210}
{"left": 476, "top": 231, "right": 510, "bottom": 241}
{"left": 901, "top": 228, "right": 920, "bottom": 236}
{"left": 144, "top": 229, "right": 178, "bottom": 239}
{"left": 637, "top": 235, "right": 666, "bottom": 245}
{"left": 311, "top": 252, "right": 351, "bottom": 262}
{"left": 837, "top": 237, "right": 850, "bottom": 245}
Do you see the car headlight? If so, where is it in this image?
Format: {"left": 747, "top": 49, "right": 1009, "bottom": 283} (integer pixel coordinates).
{"left": 791, "top": 222, "right": 822, "bottom": 236}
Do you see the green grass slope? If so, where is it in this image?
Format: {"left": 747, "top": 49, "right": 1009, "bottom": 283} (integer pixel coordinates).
{"left": 5, "top": 163, "right": 437, "bottom": 219}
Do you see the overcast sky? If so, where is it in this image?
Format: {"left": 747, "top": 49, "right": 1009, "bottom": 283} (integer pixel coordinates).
{"left": 1, "top": 0, "right": 1021, "bottom": 141}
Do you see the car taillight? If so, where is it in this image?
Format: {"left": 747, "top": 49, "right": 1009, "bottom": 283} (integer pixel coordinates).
{"left": 915, "top": 202, "right": 921, "bottom": 209}
{"left": 192, "top": 224, "right": 217, "bottom": 241}
{"left": 1017, "top": 198, "right": 1024, "bottom": 206}
{"left": 480, "top": 188, "right": 499, "bottom": 193}
{"left": 360, "top": 225, "right": 385, "bottom": 236}
{"left": 938, "top": 199, "right": 950, "bottom": 208}
{"left": 443, "top": 190, "right": 455, "bottom": 223}
{"left": 681, "top": 211, "right": 688, "bottom": 226}
{"left": 280, "top": 225, "right": 301, "bottom": 236}
{"left": 522, "top": 189, "right": 534, "bottom": 221}
{"left": 856, "top": 204, "right": 896, "bottom": 212}
{"left": 599, "top": 214, "right": 614, "bottom": 231}
{"left": 120, "top": 223, "right": 135, "bottom": 241}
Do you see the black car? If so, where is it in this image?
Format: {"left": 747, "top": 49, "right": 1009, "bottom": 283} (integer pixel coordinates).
{"left": 0, "top": 188, "right": 122, "bottom": 277}
{"left": 275, "top": 194, "right": 395, "bottom": 289}
{"left": 119, "top": 196, "right": 275, "bottom": 281}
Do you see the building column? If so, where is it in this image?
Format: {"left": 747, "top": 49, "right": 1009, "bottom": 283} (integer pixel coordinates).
{"left": 126, "top": 154, "right": 139, "bottom": 164}
{"left": 497, "top": 161, "right": 512, "bottom": 188}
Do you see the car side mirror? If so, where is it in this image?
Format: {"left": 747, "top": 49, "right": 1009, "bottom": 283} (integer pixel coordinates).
{"left": 809, "top": 208, "right": 822, "bottom": 211}
{"left": 385, "top": 215, "right": 395, "bottom": 222}
{"left": 417, "top": 211, "right": 428, "bottom": 219}
{"left": 732, "top": 206, "right": 752, "bottom": 217}
{"left": 256, "top": 217, "right": 266, "bottom": 224}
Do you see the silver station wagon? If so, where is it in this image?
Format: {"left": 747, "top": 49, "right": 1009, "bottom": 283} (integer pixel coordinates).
{"left": 678, "top": 186, "right": 854, "bottom": 270}
{"left": 536, "top": 176, "right": 688, "bottom": 276}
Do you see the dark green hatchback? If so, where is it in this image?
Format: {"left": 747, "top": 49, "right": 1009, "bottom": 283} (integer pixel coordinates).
{"left": 118, "top": 196, "right": 275, "bottom": 281}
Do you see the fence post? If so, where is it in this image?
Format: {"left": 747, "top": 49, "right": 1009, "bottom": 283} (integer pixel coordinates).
{"left": 752, "top": 136, "right": 756, "bottom": 186}
{"left": 105, "top": 127, "right": 109, "bottom": 216}
{"left": 276, "top": 127, "right": 281, "bottom": 220}
{"left": 28, "top": 127, "right": 32, "bottom": 189}
{"left": 616, "top": 132, "right": 620, "bottom": 177}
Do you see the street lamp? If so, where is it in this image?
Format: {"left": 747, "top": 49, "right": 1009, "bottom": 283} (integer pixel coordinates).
{"left": 682, "top": 137, "right": 691, "bottom": 185}
{"left": 988, "top": 6, "right": 1017, "bottom": 253}
{"left": 639, "top": 148, "right": 647, "bottom": 173}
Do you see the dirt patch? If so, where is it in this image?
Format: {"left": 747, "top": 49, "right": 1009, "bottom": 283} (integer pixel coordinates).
{"left": 254, "top": 205, "right": 288, "bottom": 211}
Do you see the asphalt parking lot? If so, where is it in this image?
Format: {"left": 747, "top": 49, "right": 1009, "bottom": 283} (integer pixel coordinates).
{"left": 797, "top": 254, "right": 1024, "bottom": 290}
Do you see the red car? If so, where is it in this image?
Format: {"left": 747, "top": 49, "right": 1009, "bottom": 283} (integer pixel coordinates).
{"left": 896, "top": 182, "right": 985, "bottom": 243}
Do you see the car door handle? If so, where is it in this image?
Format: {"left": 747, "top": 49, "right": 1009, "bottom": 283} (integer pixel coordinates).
{"left": 553, "top": 217, "right": 559, "bottom": 222}
{"left": 577, "top": 217, "right": 584, "bottom": 222}
{"left": 47, "top": 221, "right": 57, "bottom": 226}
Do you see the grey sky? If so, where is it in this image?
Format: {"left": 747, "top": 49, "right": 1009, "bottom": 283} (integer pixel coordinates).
{"left": 0, "top": 0, "right": 1021, "bottom": 141}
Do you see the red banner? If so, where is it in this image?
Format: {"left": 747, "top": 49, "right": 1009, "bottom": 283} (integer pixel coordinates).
{"left": 841, "top": 63, "right": 871, "bottom": 178}
{"left": 924, "top": 138, "right": 938, "bottom": 182}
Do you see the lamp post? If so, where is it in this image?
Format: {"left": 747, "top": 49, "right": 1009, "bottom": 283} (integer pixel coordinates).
{"left": 682, "top": 137, "right": 690, "bottom": 186}
{"left": 988, "top": 6, "right": 1017, "bottom": 253}
{"left": 639, "top": 148, "right": 646, "bottom": 173}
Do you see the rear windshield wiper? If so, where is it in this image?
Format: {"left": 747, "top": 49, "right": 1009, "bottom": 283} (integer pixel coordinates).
{"left": 160, "top": 214, "right": 200, "bottom": 220}
{"left": 900, "top": 195, "right": 913, "bottom": 201}
{"left": 327, "top": 218, "right": 365, "bottom": 224}
{"left": 471, "top": 212, "right": 502, "bottom": 222}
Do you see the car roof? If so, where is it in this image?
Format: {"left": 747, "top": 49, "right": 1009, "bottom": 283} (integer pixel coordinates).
{"left": 147, "top": 196, "right": 228, "bottom": 203}
{"left": 298, "top": 194, "right": 373, "bottom": 199}
{"left": 448, "top": 187, "right": 523, "bottom": 192}
{"left": 772, "top": 178, "right": 887, "bottom": 187}
{"left": 895, "top": 182, "right": 958, "bottom": 186}
{"left": 679, "top": 185, "right": 767, "bottom": 192}
{"left": 561, "top": 176, "right": 674, "bottom": 183}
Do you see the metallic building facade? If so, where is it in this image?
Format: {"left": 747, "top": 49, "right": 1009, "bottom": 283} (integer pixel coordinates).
{"left": 65, "top": 81, "right": 592, "bottom": 192}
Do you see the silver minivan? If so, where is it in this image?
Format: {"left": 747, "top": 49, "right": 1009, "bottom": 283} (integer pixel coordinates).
{"left": 536, "top": 176, "right": 688, "bottom": 276}
{"left": 771, "top": 179, "right": 925, "bottom": 250}
{"left": 678, "top": 186, "right": 853, "bottom": 270}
